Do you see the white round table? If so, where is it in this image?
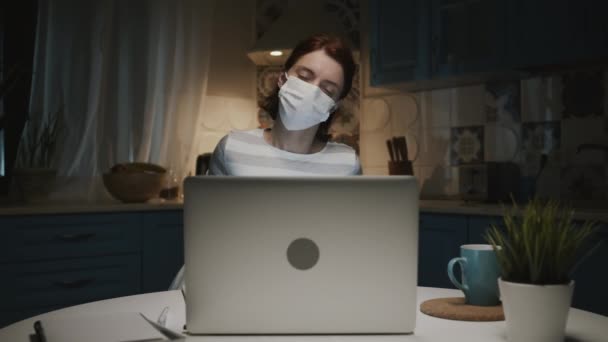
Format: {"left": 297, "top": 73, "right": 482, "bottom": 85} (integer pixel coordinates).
{"left": 1, "top": 287, "right": 606, "bottom": 341}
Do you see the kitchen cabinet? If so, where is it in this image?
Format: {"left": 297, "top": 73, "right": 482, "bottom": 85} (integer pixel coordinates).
{"left": 508, "top": 0, "right": 608, "bottom": 69}
{"left": 369, "top": 0, "right": 608, "bottom": 89}
{"left": 369, "top": 0, "right": 507, "bottom": 87}
{"left": 432, "top": 0, "right": 508, "bottom": 77}
{"left": 369, "top": 0, "right": 431, "bottom": 86}
{"left": 0, "top": 208, "right": 604, "bottom": 328}
{"left": 0, "top": 210, "right": 184, "bottom": 328}
{"left": 570, "top": 221, "right": 608, "bottom": 316}
{"left": 418, "top": 214, "right": 467, "bottom": 289}
{"left": 142, "top": 211, "right": 184, "bottom": 293}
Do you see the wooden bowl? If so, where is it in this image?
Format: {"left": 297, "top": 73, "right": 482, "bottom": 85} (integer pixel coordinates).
{"left": 103, "top": 163, "right": 166, "bottom": 203}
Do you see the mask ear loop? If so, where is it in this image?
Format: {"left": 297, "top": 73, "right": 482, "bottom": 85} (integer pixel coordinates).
{"left": 277, "top": 72, "right": 288, "bottom": 88}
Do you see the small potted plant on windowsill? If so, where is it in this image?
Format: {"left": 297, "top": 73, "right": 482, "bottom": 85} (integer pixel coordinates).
{"left": 13, "top": 106, "right": 63, "bottom": 203}
{"left": 485, "top": 198, "right": 598, "bottom": 342}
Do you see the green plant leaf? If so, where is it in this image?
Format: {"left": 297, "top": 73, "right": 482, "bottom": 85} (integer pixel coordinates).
{"left": 489, "top": 198, "right": 598, "bottom": 285}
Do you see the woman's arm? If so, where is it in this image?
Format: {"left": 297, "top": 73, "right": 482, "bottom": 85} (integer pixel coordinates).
{"left": 351, "top": 155, "right": 362, "bottom": 175}
{"left": 207, "top": 135, "right": 229, "bottom": 175}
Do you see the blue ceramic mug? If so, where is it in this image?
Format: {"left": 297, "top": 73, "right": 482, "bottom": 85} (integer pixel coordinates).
{"left": 447, "top": 244, "right": 501, "bottom": 306}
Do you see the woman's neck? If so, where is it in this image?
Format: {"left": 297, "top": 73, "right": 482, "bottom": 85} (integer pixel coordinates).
{"left": 265, "top": 120, "right": 324, "bottom": 154}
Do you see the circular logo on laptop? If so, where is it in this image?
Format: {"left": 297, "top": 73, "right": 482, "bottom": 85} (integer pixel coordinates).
{"left": 287, "top": 238, "right": 319, "bottom": 270}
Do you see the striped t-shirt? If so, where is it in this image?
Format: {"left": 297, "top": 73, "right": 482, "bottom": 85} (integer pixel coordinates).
{"left": 169, "top": 129, "right": 360, "bottom": 291}
{"left": 208, "top": 129, "right": 361, "bottom": 176}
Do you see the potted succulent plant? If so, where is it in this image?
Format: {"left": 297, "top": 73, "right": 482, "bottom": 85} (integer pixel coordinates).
{"left": 13, "top": 106, "right": 62, "bottom": 203}
{"left": 485, "top": 199, "right": 598, "bottom": 342}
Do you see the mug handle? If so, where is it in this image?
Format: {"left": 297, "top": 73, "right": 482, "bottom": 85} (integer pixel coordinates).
{"left": 447, "top": 257, "right": 469, "bottom": 292}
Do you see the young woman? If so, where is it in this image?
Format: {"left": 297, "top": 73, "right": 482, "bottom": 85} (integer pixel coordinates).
{"left": 170, "top": 33, "right": 360, "bottom": 291}
{"left": 208, "top": 33, "right": 361, "bottom": 176}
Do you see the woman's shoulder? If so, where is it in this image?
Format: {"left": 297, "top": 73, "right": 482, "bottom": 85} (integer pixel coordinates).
{"left": 323, "top": 141, "right": 361, "bottom": 175}
{"left": 225, "top": 128, "right": 265, "bottom": 142}
{"left": 324, "top": 140, "right": 357, "bottom": 155}
{"left": 219, "top": 129, "right": 268, "bottom": 155}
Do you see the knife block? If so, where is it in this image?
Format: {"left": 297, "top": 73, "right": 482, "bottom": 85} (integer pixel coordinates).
{"left": 388, "top": 160, "right": 414, "bottom": 176}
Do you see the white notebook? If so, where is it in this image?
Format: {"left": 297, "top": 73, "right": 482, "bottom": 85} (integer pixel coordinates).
{"left": 33, "top": 311, "right": 178, "bottom": 342}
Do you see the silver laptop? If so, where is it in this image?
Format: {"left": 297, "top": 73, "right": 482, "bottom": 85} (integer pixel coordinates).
{"left": 183, "top": 176, "right": 419, "bottom": 334}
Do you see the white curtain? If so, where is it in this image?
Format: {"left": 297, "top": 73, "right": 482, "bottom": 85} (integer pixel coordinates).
{"left": 22, "top": 0, "right": 215, "bottom": 201}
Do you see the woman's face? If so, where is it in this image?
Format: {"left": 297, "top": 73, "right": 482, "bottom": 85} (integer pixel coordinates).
{"left": 286, "top": 49, "right": 345, "bottom": 101}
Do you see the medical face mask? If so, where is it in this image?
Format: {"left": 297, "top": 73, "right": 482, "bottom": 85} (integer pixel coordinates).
{"left": 278, "top": 73, "right": 337, "bottom": 131}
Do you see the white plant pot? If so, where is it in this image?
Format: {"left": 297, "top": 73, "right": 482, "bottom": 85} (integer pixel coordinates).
{"left": 499, "top": 278, "right": 574, "bottom": 342}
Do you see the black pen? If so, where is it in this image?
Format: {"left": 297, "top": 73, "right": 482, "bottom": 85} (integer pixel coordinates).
{"left": 34, "top": 320, "right": 47, "bottom": 342}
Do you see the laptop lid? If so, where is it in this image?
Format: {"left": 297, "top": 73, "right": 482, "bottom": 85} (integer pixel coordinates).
{"left": 184, "top": 176, "right": 419, "bottom": 334}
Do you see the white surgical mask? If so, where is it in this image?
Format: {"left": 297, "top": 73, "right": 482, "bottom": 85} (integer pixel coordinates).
{"left": 278, "top": 73, "right": 336, "bottom": 131}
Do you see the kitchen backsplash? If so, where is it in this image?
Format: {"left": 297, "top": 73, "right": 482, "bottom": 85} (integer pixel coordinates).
{"left": 360, "top": 69, "right": 608, "bottom": 204}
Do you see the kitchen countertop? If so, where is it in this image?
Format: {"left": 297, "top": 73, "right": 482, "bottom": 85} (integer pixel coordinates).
{"left": 419, "top": 200, "right": 608, "bottom": 222}
{"left": 0, "top": 199, "right": 606, "bottom": 222}
{"left": 0, "top": 199, "right": 183, "bottom": 216}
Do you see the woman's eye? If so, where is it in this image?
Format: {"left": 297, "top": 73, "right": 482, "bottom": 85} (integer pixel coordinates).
{"left": 297, "top": 74, "right": 312, "bottom": 81}
{"left": 322, "top": 88, "right": 335, "bottom": 98}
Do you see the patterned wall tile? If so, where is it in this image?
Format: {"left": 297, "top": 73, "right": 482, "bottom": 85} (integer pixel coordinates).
{"left": 450, "top": 85, "right": 485, "bottom": 127}
{"left": 535, "top": 166, "right": 561, "bottom": 200}
{"left": 484, "top": 123, "right": 521, "bottom": 163}
{"left": 419, "top": 165, "right": 454, "bottom": 199}
{"left": 360, "top": 98, "right": 390, "bottom": 132}
{"left": 562, "top": 70, "right": 604, "bottom": 118}
{"left": 450, "top": 126, "right": 484, "bottom": 165}
{"left": 426, "top": 89, "right": 452, "bottom": 129}
{"left": 520, "top": 121, "right": 561, "bottom": 176}
{"left": 561, "top": 117, "right": 607, "bottom": 165}
{"left": 418, "top": 128, "right": 450, "bottom": 167}
{"left": 561, "top": 165, "right": 607, "bottom": 201}
{"left": 485, "top": 80, "right": 521, "bottom": 124}
{"left": 521, "top": 76, "right": 563, "bottom": 122}
{"left": 386, "top": 93, "right": 420, "bottom": 135}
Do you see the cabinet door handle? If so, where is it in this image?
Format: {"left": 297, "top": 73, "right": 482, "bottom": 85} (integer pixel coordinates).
{"left": 55, "top": 233, "right": 96, "bottom": 242}
{"left": 54, "top": 278, "right": 96, "bottom": 289}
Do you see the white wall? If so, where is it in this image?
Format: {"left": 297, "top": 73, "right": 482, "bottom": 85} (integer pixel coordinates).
{"left": 197, "top": 0, "right": 259, "bottom": 155}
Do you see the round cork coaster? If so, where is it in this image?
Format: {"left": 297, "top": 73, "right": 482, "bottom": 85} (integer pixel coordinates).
{"left": 420, "top": 297, "right": 504, "bottom": 321}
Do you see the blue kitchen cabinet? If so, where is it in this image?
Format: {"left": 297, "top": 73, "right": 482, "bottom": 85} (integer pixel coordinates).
{"left": 369, "top": 0, "right": 432, "bottom": 86}
{"left": 142, "top": 210, "right": 184, "bottom": 293}
{"left": 0, "top": 209, "right": 184, "bottom": 328}
{"left": 418, "top": 213, "right": 468, "bottom": 288}
{"left": 369, "top": 0, "right": 506, "bottom": 86}
{"left": 507, "top": 0, "right": 566, "bottom": 67}
{"left": 570, "top": 221, "right": 608, "bottom": 316}
{"left": 0, "top": 255, "right": 141, "bottom": 328}
{"left": 507, "top": 0, "right": 581, "bottom": 67}
{"left": 369, "top": 0, "right": 608, "bottom": 88}
{"left": 0, "top": 213, "right": 144, "bottom": 328}
{"left": 508, "top": 0, "right": 608, "bottom": 69}
{"left": 432, "top": 0, "right": 508, "bottom": 77}
{"left": 0, "top": 213, "right": 141, "bottom": 263}
{"left": 467, "top": 215, "right": 505, "bottom": 245}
